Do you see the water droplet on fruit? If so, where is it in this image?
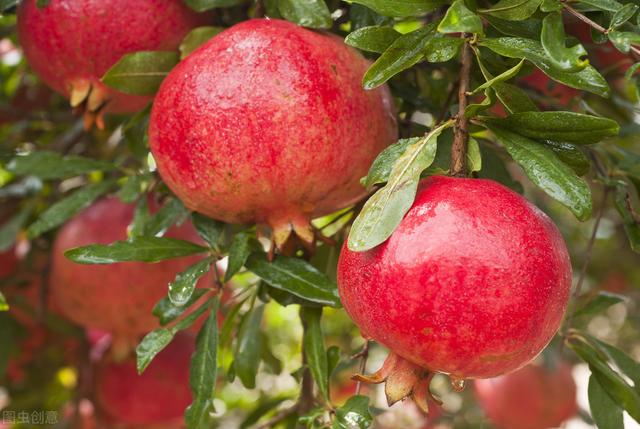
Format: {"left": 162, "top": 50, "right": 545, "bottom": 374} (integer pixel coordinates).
{"left": 450, "top": 377, "right": 466, "bottom": 392}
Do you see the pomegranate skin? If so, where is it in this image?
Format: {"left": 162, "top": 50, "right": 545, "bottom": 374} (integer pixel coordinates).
{"left": 149, "top": 19, "right": 397, "bottom": 232}
{"left": 17, "top": 0, "right": 208, "bottom": 113}
{"left": 95, "top": 333, "right": 194, "bottom": 426}
{"left": 474, "top": 363, "right": 578, "bottom": 429}
{"left": 50, "top": 197, "right": 210, "bottom": 340}
{"left": 338, "top": 176, "right": 572, "bottom": 379}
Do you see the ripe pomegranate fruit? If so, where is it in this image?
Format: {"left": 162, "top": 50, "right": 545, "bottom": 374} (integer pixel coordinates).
{"left": 95, "top": 333, "right": 194, "bottom": 427}
{"left": 338, "top": 176, "right": 571, "bottom": 410}
{"left": 50, "top": 197, "right": 212, "bottom": 345}
{"left": 475, "top": 362, "right": 578, "bottom": 429}
{"left": 17, "top": 0, "right": 208, "bottom": 127}
{"left": 149, "top": 19, "right": 397, "bottom": 250}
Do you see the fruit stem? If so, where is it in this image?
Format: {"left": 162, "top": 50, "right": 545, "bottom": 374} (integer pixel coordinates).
{"left": 353, "top": 340, "right": 370, "bottom": 395}
{"left": 451, "top": 36, "right": 473, "bottom": 177}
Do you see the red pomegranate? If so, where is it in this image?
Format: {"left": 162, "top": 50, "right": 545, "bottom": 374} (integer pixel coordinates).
{"left": 95, "top": 333, "right": 194, "bottom": 427}
{"left": 149, "top": 19, "right": 397, "bottom": 249}
{"left": 50, "top": 197, "right": 211, "bottom": 344}
{"left": 17, "top": 0, "right": 208, "bottom": 126}
{"left": 337, "top": 177, "right": 571, "bottom": 409}
{"left": 474, "top": 362, "right": 578, "bottom": 429}
{"left": 520, "top": 69, "right": 579, "bottom": 107}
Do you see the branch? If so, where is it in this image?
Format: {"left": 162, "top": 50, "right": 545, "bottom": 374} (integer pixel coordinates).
{"left": 352, "top": 341, "right": 370, "bottom": 395}
{"left": 450, "top": 38, "right": 473, "bottom": 177}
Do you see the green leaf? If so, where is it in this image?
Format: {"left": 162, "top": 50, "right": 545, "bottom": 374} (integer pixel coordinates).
{"left": 168, "top": 257, "right": 213, "bottom": 306}
{"left": 485, "top": 16, "right": 542, "bottom": 39}
{"left": 540, "top": 0, "right": 562, "bottom": 12}
{"left": 575, "top": 292, "right": 627, "bottom": 318}
{"left": 117, "top": 175, "right": 146, "bottom": 203}
{"left": 278, "top": 0, "right": 332, "bottom": 29}
{"left": 27, "top": 179, "right": 115, "bottom": 238}
{"left": 438, "top": 0, "right": 483, "bottom": 34}
{"left": 485, "top": 112, "right": 619, "bottom": 144}
{"left": 488, "top": 125, "right": 593, "bottom": 220}
{"left": 541, "top": 13, "right": 588, "bottom": 72}
{"left": 7, "top": 151, "right": 115, "bottom": 179}
{"left": 614, "top": 184, "right": 640, "bottom": 252}
{"left": 246, "top": 253, "right": 341, "bottom": 307}
{"left": 479, "top": 0, "right": 542, "bottom": 21}
{"left": 225, "top": 232, "right": 253, "bottom": 281}
{"left": 363, "top": 24, "right": 436, "bottom": 89}
{"left": 191, "top": 213, "right": 224, "bottom": 249}
{"left": 153, "top": 289, "right": 210, "bottom": 326}
{"left": 0, "top": 292, "right": 7, "bottom": 312}
{"left": 102, "top": 51, "right": 180, "bottom": 96}
{"left": 136, "top": 328, "right": 174, "bottom": 374}
{"left": 589, "top": 375, "right": 624, "bottom": 429}
{"left": 64, "top": 236, "right": 208, "bottom": 264}
{"left": 493, "top": 82, "right": 539, "bottom": 113}
{"left": 465, "top": 88, "right": 497, "bottom": 117}
{"left": 479, "top": 37, "right": 610, "bottom": 97}
{"left": 183, "top": 0, "right": 244, "bottom": 11}
{"left": 576, "top": 0, "right": 621, "bottom": 13}
{"left": 185, "top": 298, "right": 219, "bottom": 429}
{"left": 349, "top": 0, "right": 446, "bottom": 17}
{"left": 610, "top": 3, "right": 638, "bottom": 29}
{"left": 0, "top": 207, "right": 31, "bottom": 252}
{"left": 424, "top": 37, "right": 465, "bottom": 62}
{"left": 144, "top": 198, "right": 189, "bottom": 237}
{"left": 471, "top": 59, "right": 524, "bottom": 94}
{"left": 327, "top": 346, "right": 341, "bottom": 378}
{"left": 594, "top": 339, "right": 640, "bottom": 393}
{"left": 333, "top": 396, "right": 373, "bottom": 429}
{"left": 362, "top": 137, "right": 420, "bottom": 188}
{"left": 301, "top": 307, "right": 329, "bottom": 401}
{"left": 180, "top": 27, "right": 224, "bottom": 59}
{"left": 0, "top": 0, "right": 17, "bottom": 13}
{"left": 608, "top": 31, "right": 640, "bottom": 53}
{"left": 345, "top": 26, "right": 401, "bottom": 53}
{"left": 235, "top": 304, "right": 265, "bottom": 389}
{"left": 540, "top": 140, "right": 590, "bottom": 176}
{"left": 467, "top": 138, "right": 482, "bottom": 173}
{"left": 348, "top": 121, "right": 451, "bottom": 251}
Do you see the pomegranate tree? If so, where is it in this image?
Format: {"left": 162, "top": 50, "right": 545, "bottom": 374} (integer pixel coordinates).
{"left": 149, "top": 19, "right": 398, "bottom": 250}
{"left": 338, "top": 176, "right": 571, "bottom": 410}
{"left": 474, "top": 362, "right": 578, "bottom": 429}
{"left": 50, "top": 197, "right": 210, "bottom": 345}
{"left": 95, "top": 333, "right": 194, "bottom": 427}
{"left": 17, "top": 0, "right": 207, "bottom": 127}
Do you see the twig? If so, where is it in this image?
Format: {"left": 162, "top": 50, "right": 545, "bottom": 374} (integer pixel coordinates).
{"left": 437, "top": 81, "right": 460, "bottom": 124}
{"left": 353, "top": 341, "right": 370, "bottom": 395}
{"left": 450, "top": 38, "right": 473, "bottom": 177}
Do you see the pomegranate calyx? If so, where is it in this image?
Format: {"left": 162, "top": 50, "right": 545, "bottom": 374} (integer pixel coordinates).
{"left": 270, "top": 217, "right": 316, "bottom": 257}
{"left": 69, "top": 80, "right": 109, "bottom": 130}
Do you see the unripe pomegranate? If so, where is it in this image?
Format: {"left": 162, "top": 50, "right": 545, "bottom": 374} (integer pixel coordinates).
{"left": 149, "top": 19, "right": 397, "bottom": 249}
{"left": 338, "top": 177, "right": 571, "bottom": 410}
{"left": 17, "top": 0, "right": 208, "bottom": 127}
{"left": 95, "top": 333, "right": 194, "bottom": 427}
{"left": 50, "top": 197, "right": 211, "bottom": 344}
{"left": 474, "top": 362, "right": 578, "bottom": 429}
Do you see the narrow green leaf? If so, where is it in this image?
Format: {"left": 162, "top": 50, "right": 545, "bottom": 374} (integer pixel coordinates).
{"left": 246, "top": 253, "right": 341, "bottom": 307}
{"left": 609, "top": 31, "right": 640, "bottom": 53}
{"left": 471, "top": 59, "right": 524, "bottom": 94}
{"left": 479, "top": 0, "right": 542, "bottom": 21}
{"left": 493, "top": 82, "right": 539, "bottom": 113}
{"left": 610, "top": 3, "right": 639, "bottom": 29}
{"left": 363, "top": 24, "right": 435, "bottom": 89}
{"left": 541, "top": 141, "right": 590, "bottom": 176}
{"left": 467, "top": 138, "right": 482, "bottom": 173}
{"left": 102, "top": 51, "right": 180, "bottom": 96}
{"left": 333, "top": 396, "right": 372, "bottom": 429}
{"left": 168, "top": 257, "right": 213, "bottom": 306}
{"left": 144, "top": 198, "right": 188, "bottom": 237}
{"left": 191, "top": 213, "right": 224, "bottom": 249}
{"left": 64, "top": 236, "right": 208, "bottom": 264}
{"left": 465, "top": 88, "right": 497, "bottom": 117}
{"left": 0, "top": 207, "right": 31, "bottom": 252}
{"left": 225, "top": 232, "right": 252, "bottom": 281}
{"left": 136, "top": 329, "right": 174, "bottom": 374}
{"left": 0, "top": 293, "right": 7, "bottom": 312}
{"left": 438, "top": 0, "right": 483, "bottom": 34}
{"left": 575, "top": 292, "right": 626, "bottom": 319}
{"left": 153, "top": 289, "right": 210, "bottom": 326}
{"left": 540, "top": 0, "right": 562, "bottom": 12}
{"left": 613, "top": 184, "right": 640, "bottom": 253}
{"left": 348, "top": 121, "right": 451, "bottom": 251}
{"left": 117, "top": 175, "right": 146, "bottom": 203}
{"left": 589, "top": 375, "right": 624, "bottom": 429}
{"left": 576, "top": 0, "right": 621, "bottom": 12}
{"left": 594, "top": 339, "right": 640, "bottom": 394}
{"left": 362, "top": 137, "right": 420, "bottom": 188}
{"left": 345, "top": 26, "right": 401, "bottom": 53}
{"left": 180, "top": 27, "right": 224, "bottom": 59}
{"left": 278, "top": 0, "right": 332, "bottom": 29}
{"left": 541, "top": 13, "right": 588, "bottom": 72}
{"left": 27, "top": 179, "right": 115, "bottom": 238}
{"left": 173, "top": 298, "right": 213, "bottom": 332}
{"left": 479, "top": 37, "right": 610, "bottom": 97}
{"left": 301, "top": 307, "right": 329, "bottom": 401}
{"left": 349, "top": 0, "right": 446, "bottom": 17}
{"left": 424, "top": 36, "right": 465, "bottom": 62}
{"left": 485, "top": 16, "right": 542, "bottom": 39}
{"left": 235, "top": 304, "right": 265, "bottom": 389}
{"left": 488, "top": 125, "right": 593, "bottom": 220}
{"left": 183, "top": 0, "right": 245, "bottom": 12}
{"left": 7, "top": 151, "right": 115, "bottom": 179}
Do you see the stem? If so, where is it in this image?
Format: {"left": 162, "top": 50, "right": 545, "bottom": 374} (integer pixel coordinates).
{"left": 437, "top": 81, "right": 460, "bottom": 124}
{"left": 298, "top": 320, "right": 316, "bottom": 415}
{"left": 562, "top": 187, "right": 611, "bottom": 337}
{"left": 451, "top": 38, "right": 473, "bottom": 177}
{"left": 354, "top": 341, "right": 370, "bottom": 395}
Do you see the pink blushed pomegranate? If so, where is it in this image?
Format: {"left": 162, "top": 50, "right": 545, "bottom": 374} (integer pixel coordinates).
{"left": 17, "top": 0, "right": 208, "bottom": 126}
{"left": 149, "top": 19, "right": 397, "bottom": 249}
{"left": 337, "top": 176, "right": 572, "bottom": 409}
{"left": 475, "top": 362, "right": 578, "bottom": 429}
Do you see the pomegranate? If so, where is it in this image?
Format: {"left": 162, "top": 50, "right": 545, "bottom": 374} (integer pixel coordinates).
{"left": 337, "top": 176, "right": 571, "bottom": 410}
{"left": 149, "top": 19, "right": 397, "bottom": 250}
{"left": 475, "top": 362, "right": 578, "bottom": 429}
{"left": 95, "top": 333, "right": 194, "bottom": 427}
{"left": 17, "top": 0, "right": 208, "bottom": 127}
{"left": 520, "top": 69, "right": 579, "bottom": 108}
{"left": 50, "top": 197, "right": 212, "bottom": 344}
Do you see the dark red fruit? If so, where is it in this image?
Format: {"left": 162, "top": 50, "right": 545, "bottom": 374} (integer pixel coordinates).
{"left": 17, "top": 0, "right": 207, "bottom": 126}
{"left": 149, "top": 19, "right": 397, "bottom": 249}
{"left": 475, "top": 362, "right": 578, "bottom": 429}
{"left": 520, "top": 69, "right": 579, "bottom": 107}
{"left": 337, "top": 177, "right": 571, "bottom": 408}
{"left": 95, "top": 333, "right": 194, "bottom": 426}
{"left": 50, "top": 197, "right": 211, "bottom": 344}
